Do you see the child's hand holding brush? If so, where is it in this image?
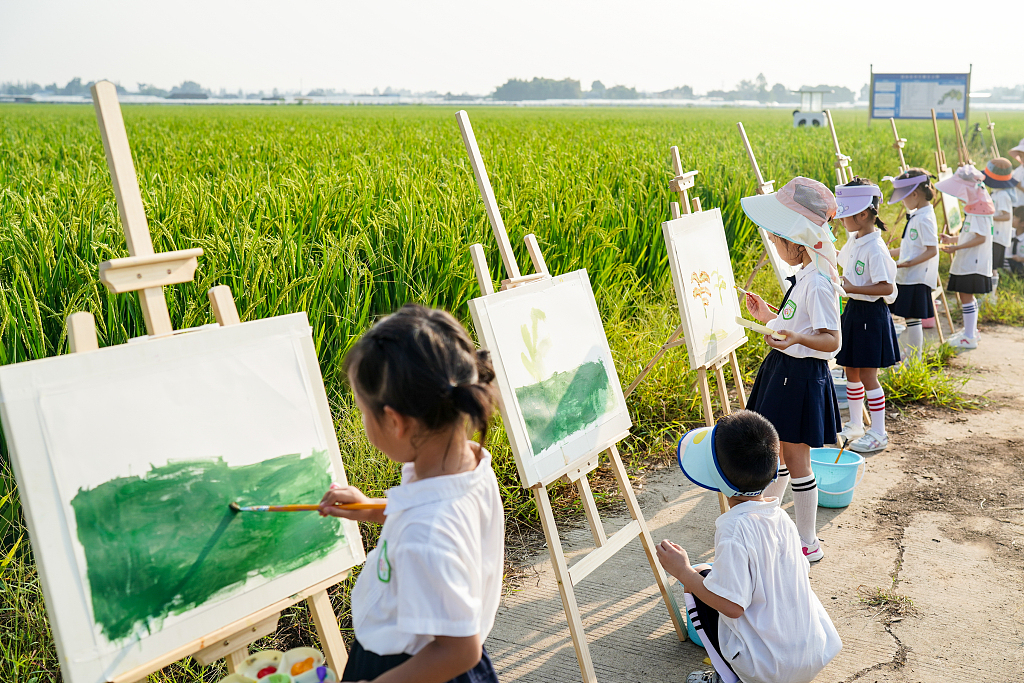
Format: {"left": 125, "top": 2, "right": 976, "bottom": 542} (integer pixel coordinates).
{"left": 319, "top": 483, "right": 387, "bottom": 524}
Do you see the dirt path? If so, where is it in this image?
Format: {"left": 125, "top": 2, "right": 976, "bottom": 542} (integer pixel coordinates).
{"left": 486, "top": 324, "right": 1024, "bottom": 682}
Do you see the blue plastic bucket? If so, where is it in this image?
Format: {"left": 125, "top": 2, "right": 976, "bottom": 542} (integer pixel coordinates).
{"left": 810, "top": 448, "right": 866, "bottom": 508}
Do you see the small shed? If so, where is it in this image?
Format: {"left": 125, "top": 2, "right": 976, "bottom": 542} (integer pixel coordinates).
{"left": 794, "top": 87, "right": 832, "bottom": 128}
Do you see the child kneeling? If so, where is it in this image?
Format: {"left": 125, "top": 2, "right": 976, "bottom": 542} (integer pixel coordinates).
{"left": 658, "top": 411, "right": 842, "bottom": 683}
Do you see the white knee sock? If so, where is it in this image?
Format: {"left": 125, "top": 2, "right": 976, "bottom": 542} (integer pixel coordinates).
{"left": 763, "top": 466, "right": 789, "bottom": 501}
{"left": 904, "top": 318, "right": 923, "bottom": 354}
{"left": 962, "top": 300, "right": 978, "bottom": 339}
{"left": 866, "top": 387, "right": 886, "bottom": 437}
{"left": 846, "top": 381, "right": 865, "bottom": 428}
{"left": 791, "top": 474, "right": 818, "bottom": 546}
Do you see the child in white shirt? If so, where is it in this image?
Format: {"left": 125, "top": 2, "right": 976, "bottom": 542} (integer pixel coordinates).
{"left": 319, "top": 304, "right": 503, "bottom": 683}
{"left": 834, "top": 178, "right": 899, "bottom": 454}
{"left": 983, "top": 157, "right": 1019, "bottom": 273}
{"left": 937, "top": 165, "right": 995, "bottom": 351}
{"left": 886, "top": 169, "right": 940, "bottom": 356}
{"left": 659, "top": 410, "right": 842, "bottom": 683}
{"left": 1010, "top": 206, "right": 1024, "bottom": 276}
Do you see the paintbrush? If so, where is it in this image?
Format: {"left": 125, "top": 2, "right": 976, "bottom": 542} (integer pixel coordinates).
{"left": 834, "top": 438, "right": 850, "bottom": 464}
{"left": 229, "top": 502, "right": 386, "bottom": 513}
{"left": 733, "top": 284, "right": 779, "bottom": 312}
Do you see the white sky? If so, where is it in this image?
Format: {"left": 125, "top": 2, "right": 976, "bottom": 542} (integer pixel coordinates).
{"left": 1, "top": 0, "right": 1017, "bottom": 95}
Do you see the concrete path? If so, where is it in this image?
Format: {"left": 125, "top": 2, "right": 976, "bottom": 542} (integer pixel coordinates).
{"left": 486, "top": 325, "right": 1024, "bottom": 683}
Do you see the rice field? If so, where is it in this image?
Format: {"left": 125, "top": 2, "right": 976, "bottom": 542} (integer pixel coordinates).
{"left": 1, "top": 104, "right": 1022, "bottom": 681}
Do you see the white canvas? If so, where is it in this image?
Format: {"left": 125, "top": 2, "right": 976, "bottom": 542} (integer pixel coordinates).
{"left": 0, "top": 313, "right": 364, "bottom": 683}
{"left": 663, "top": 209, "right": 748, "bottom": 371}
{"left": 468, "top": 270, "right": 631, "bottom": 488}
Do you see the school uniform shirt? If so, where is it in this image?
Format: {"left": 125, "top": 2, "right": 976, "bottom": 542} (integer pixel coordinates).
{"left": 894, "top": 203, "right": 940, "bottom": 288}
{"left": 837, "top": 230, "right": 898, "bottom": 304}
{"left": 991, "top": 188, "right": 1014, "bottom": 248}
{"left": 350, "top": 447, "right": 504, "bottom": 657}
{"left": 1012, "top": 165, "right": 1024, "bottom": 206}
{"left": 704, "top": 498, "right": 842, "bottom": 683}
{"left": 765, "top": 264, "right": 842, "bottom": 361}
{"left": 949, "top": 213, "right": 994, "bottom": 277}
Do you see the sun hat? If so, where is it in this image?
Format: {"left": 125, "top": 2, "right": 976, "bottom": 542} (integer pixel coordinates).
{"left": 677, "top": 425, "right": 774, "bottom": 498}
{"left": 885, "top": 173, "right": 931, "bottom": 204}
{"left": 936, "top": 164, "right": 995, "bottom": 215}
{"left": 1010, "top": 138, "right": 1024, "bottom": 156}
{"left": 740, "top": 177, "right": 844, "bottom": 293}
{"left": 982, "top": 157, "right": 1019, "bottom": 189}
{"left": 835, "top": 182, "right": 882, "bottom": 218}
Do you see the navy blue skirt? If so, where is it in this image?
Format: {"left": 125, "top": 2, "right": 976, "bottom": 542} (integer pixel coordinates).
{"left": 747, "top": 350, "right": 841, "bottom": 448}
{"left": 836, "top": 299, "right": 901, "bottom": 369}
{"left": 947, "top": 273, "right": 993, "bottom": 294}
{"left": 343, "top": 639, "right": 499, "bottom": 683}
{"left": 888, "top": 283, "right": 934, "bottom": 319}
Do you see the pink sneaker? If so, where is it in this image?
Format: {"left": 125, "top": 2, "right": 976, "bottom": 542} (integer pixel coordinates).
{"left": 803, "top": 539, "right": 824, "bottom": 563}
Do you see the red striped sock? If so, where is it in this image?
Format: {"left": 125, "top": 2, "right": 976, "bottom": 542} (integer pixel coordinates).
{"left": 866, "top": 387, "right": 885, "bottom": 436}
{"left": 846, "top": 381, "right": 865, "bottom": 428}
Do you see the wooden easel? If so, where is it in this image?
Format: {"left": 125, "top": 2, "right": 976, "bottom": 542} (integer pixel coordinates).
{"left": 455, "top": 110, "right": 686, "bottom": 683}
{"left": 952, "top": 110, "right": 974, "bottom": 167}
{"left": 80, "top": 81, "right": 350, "bottom": 682}
{"left": 890, "top": 117, "right": 910, "bottom": 174}
{"left": 624, "top": 146, "right": 745, "bottom": 514}
{"left": 986, "top": 113, "right": 999, "bottom": 158}
{"left": 825, "top": 110, "right": 854, "bottom": 184}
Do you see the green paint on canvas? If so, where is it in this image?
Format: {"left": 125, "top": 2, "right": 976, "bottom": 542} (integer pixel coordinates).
{"left": 514, "top": 359, "right": 613, "bottom": 454}
{"left": 70, "top": 450, "right": 345, "bottom": 643}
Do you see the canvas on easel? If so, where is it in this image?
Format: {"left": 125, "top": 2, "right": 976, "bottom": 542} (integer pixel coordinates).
{"left": 0, "top": 82, "right": 360, "bottom": 683}
{"left": 455, "top": 110, "right": 685, "bottom": 683}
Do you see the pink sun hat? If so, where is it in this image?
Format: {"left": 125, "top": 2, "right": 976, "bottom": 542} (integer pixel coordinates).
{"left": 935, "top": 164, "right": 995, "bottom": 215}
{"left": 835, "top": 182, "right": 882, "bottom": 218}
{"left": 741, "top": 177, "right": 843, "bottom": 292}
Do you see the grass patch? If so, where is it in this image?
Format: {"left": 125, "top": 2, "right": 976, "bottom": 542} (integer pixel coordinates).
{"left": 980, "top": 271, "right": 1024, "bottom": 326}
{"left": 857, "top": 585, "right": 919, "bottom": 623}
{"left": 881, "top": 345, "right": 979, "bottom": 411}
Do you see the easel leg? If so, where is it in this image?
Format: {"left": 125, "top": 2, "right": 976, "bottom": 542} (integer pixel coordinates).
{"left": 533, "top": 487, "right": 597, "bottom": 683}
{"left": 939, "top": 286, "right": 954, "bottom": 343}
{"left": 606, "top": 445, "right": 687, "bottom": 642}
{"left": 728, "top": 351, "right": 746, "bottom": 409}
{"left": 698, "top": 368, "right": 730, "bottom": 514}
{"left": 624, "top": 324, "right": 684, "bottom": 399}
{"left": 713, "top": 364, "right": 732, "bottom": 417}
{"left": 308, "top": 589, "right": 349, "bottom": 676}
{"left": 743, "top": 250, "right": 769, "bottom": 290}
{"left": 577, "top": 476, "right": 608, "bottom": 547}
{"left": 224, "top": 649, "right": 248, "bottom": 674}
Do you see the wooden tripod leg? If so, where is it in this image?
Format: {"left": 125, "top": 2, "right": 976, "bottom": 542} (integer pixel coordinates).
{"left": 728, "top": 351, "right": 747, "bottom": 409}
{"left": 606, "top": 445, "right": 686, "bottom": 642}
{"left": 225, "top": 649, "right": 248, "bottom": 674}
{"left": 713, "top": 363, "right": 731, "bottom": 417}
{"left": 534, "top": 486, "right": 597, "bottom": 683}
{"left": 698, "top": 368, "right": 729, "bottom": 514}
{"left": 624, "top": 324, "right": 685, "bottom": 399}
{"left": 577, "top": 477, "right": 608, "bottom": 547}
{"left": 743, "top": 250, "right": 769, "bottom": 290}
{"left": 939, "top": 285, "right": 954, "bottom": 341}
{"left": 308, "top": 589, "right": 349, "bottom": 676}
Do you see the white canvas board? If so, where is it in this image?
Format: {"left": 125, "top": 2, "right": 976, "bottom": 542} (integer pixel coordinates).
{"left": 0, "top": 313, "right": 364, "bottom": 683}
{"left": 468, "top": 270, "right": 631, "bottom": 488}
{"left": 757, "top": 226, "right": 800, "bottom": 293}
{"left": 663, "top": 209, "right": 748, "bottom": 371}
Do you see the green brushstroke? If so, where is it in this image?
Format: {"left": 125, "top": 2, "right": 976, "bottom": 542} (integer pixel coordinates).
{"left": 70, "top": 450, "right": 344, "bottom": 643}
{"left": 515, "top": 359, "right": 613, "bottom": 454}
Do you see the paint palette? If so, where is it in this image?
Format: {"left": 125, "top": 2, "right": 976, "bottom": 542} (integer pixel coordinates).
{"left": 218, "top": 647, "right": 337, "bottom": 683}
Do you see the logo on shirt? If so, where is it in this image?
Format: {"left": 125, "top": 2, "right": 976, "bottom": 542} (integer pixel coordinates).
{"left": 377, "top": 539, "right": 392, "bottom": 583}
{"left": 854, "top": 260, "right": 865, "bottom": 276}
{"left": 909, "top": 228, "right": 918, "bottom": 240}
{"left": 781, "top": 300, "right": 797, "bottom": 320}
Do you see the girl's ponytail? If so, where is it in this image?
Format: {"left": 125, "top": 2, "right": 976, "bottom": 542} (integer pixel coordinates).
{"left": 345, "top": 304, "right": 498, "bottom": 447}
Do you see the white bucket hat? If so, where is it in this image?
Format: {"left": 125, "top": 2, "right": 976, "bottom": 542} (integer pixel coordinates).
{"left": 677, "top": 425, "right": 774, "bottom": 498}
{"left": 835, "top": 182, "right": 882, "bottom": 218}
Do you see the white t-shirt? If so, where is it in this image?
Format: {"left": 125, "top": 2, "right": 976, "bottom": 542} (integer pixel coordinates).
{"left": 894, "top": 203, "right": 940, "bottom": 287}
{"left": 991, "top": 188, "right": 1014, "bottom": 248}
{"left": 704, "top": 499, "right": 842, "bottom": 683}
{"left": 766, "top": 264, "right": 841, "bottom": 360}
{"left": 950, "top": 213, "right": 994, "bottom": 277}
{"left": 837, "top": 230, "right": 898, "bottom": 304}
{"left": 1011, "top": 165, "right": 1024, "bottom": 207}
{"left": 351, "top": 447, "right": 504, "bottom": 656}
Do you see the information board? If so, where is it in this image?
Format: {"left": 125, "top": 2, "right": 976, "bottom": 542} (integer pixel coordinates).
{"left": 870, "top": 72, "right": 970, "bottom": 120}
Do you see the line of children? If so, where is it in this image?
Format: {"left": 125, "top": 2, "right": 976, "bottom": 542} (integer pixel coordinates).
{"left": 984, "top": 158, "right": 1019, "bottom": 287}
{"left": 833, "top": 178, "right": 900, "bottom": 453}
{"left": 737, "top": 177, "right": 843, "bottom": 563}
{"left": 886, "top": 170, "right": 940, "bottom": 357}
{"left": 1010, "top": 206, "right": 1024, "bottom": 276}
{"left": 937, "top": 164, "right": 996, "bottom": 350}
{"left": 319, "top": 304, "right": 503, "bottom": 683}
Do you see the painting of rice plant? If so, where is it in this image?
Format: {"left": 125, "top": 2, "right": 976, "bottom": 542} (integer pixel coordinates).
{"left": 469, "top": 270, "right": 631, "bottom": 487}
